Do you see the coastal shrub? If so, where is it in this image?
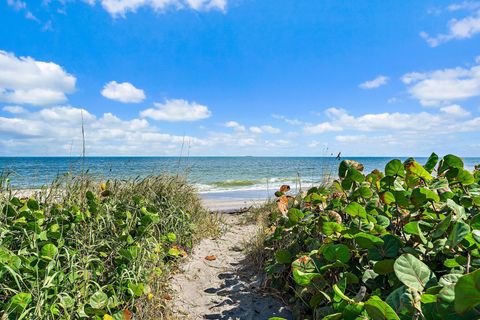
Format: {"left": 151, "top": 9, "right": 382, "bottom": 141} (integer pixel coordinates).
{"left": 263, "top": 153, "right": 480, "bottom": 319}
{"left": 0, "top": 175, "right": 218, "bottom": 319}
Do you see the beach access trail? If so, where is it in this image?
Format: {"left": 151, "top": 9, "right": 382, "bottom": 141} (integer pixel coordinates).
{"left": 171, "top": 205, "right": 292, "bottom": 320}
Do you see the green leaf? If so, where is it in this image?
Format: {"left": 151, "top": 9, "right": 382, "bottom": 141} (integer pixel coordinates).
{"left": 41, "top": 243, "right": 58, "bottom": 259}
{"left": 90, "top": 291, "right": 108, "bottom": 309}
{"left": 456, "top": 168, "right": 475, "bottom": 185}
{"left": 439, "top": 154, "right": 464, "bottom": 174}
{"left": 346, "top": 167, "right": 365, "bottom": 183}
{"left": 332, "top": 284, "right": 354, "bottom": 303}
{"left": 406, "top": 161, "right": 433, "bottom": 181}
{"left": 345, "top": 202, "right": 366, "bottom": 218}
{"left": 166, "top": 232, "right": 177, "bottom": 242}
{"left": 432, "top": 214, "right": 451, "bottom": 239}
{"left": 403, "top": 221, "right": 427, "bottom": 244}
{"left": 380, "top": 191, "right": 396, "bottom": 205}
{"left": 373, "top": 259, "right": 395, "bottom": 275}
{"left": 322, "top": 222, "right": 344, "bottom": 236}
{"left": 287, "top": 208, "right": 304, "bottom": 223}
{"left": 447, "top": 221, "right": 470, "bottom": 247}
{"left": 354, "top": 232, "right": 384, "bottom": 249}
{"left": 424, "top": 152, "right": 439, "bottom": 173}
{"left": 275, "top": 249, "right": 291, "bottom": 264}
{"left": 365, "top": 296, "right": 400, "bottom": 320}
{"left": 446, "top": 199, "right": 466, "bottom": 220}
{"left": 394, "top": 253, "right": 433, "bottom": 292}
{"left": 411, "top": 187, "right": 440, "bottom": 205}
{"left": 454, "top": 269, "right": 480, "bottom": 314}
{"left": 438, "top": 273, "right": 462, "bottom": 303}
{"left": 27, "top": 198, "right": 39, "bottom": 210}
{"left": 323, "top": 244, "right": 351, "bottom": 263}
{"left": 8, "top": 293, "right": 32, "bottom": 313}
{"left": 292, "top": 269, "right": 322, "bottom": 286}
{"left": 385, "top": 159, "right": 405, "bottom": 178}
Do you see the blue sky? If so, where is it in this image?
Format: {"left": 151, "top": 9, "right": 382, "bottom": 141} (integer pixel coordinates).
{"left": 1, "top": 0, "right": 480, "bottom": 156}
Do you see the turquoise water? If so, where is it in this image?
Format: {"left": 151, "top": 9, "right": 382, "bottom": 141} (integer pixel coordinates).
{"left": 1, "top": 157, "right": 479, "bottom": 198}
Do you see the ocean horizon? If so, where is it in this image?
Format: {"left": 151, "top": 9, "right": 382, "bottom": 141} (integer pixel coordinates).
{"left": 2, "top": 156, "right": 480, "bottom": 199}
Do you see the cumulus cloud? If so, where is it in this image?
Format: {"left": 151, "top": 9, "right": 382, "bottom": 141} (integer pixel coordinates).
{"left": 359, "top": 75, "right": 389, "bottom": 89}
{"left": 2, "top": 106, "right": 26, "bottom": 114}
{"left": 0, "top": 105, "right": 204, "bottom": 155}
{"left": 225, "top": 121, "right": 245, "bottom": 132}
{"left": 303, "top": 106, "right": 480, "bottom": 135}
{"left": 92, "top": 0, "right": 226, "bottom": 17}
{"left": 249, "top": 125, "right": 280, "bottom": 134}
{"left": 401, "top": 62, "right": 480, "bottom": 106}
{"left": 0, "top": 51, "right": 76, "bottom": 106}
{"left": 140, "top": 99, "right": 211, "bottom": 122}
{"left": 101, "top": 81, "right": 146, "bottom": 103}
{"left": 421, "top": 5, "right": 480, "bottom": 46}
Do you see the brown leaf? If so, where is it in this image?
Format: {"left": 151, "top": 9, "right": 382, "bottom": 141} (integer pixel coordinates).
{"left": 162, "top": 294, "right": 172, "bottom": 300}
{"left": 205, "top": 255, "right": 217, "bottom": 261}
{"left": 277, "top": 195, "right": 289, "bottom": 215}
{"left": 123, "top": 310, "right": 133, "bottom": 320}
{"left": 279, "top": 185, "right": 291, "bottom": 193}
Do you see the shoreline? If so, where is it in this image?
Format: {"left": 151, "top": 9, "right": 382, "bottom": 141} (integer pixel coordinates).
{"left": 3, "top": 187, "right": 272, "bottom": 212}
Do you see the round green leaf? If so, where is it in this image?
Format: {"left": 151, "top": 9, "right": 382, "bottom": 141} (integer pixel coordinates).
{"left": 354, "top": 232, "right": 384, "bottom": 249}
{"left": 90, "top": 291, "right": 108, "bottom": 309}
{"left": 373, "top": 259, "right": 395, "bottom": 275}
{"left": 385, "top": 159, "right": 405, "bottom": 178}
{"left": 345, "top": 202, "right": 366, "bottom": 218}
{"left": 41, "top": 243, "right": 58, "bottom": 259}
{"left": 323, "top": 244, "right": 351, "bottom": 263}
{"left": 365, "top": 296, "right": 400, "bottom": 320}
{"left": 454, "top": 269, "right": 480, "bottom": 314}
{"left": 394, "top": 253, "right": 433, "bottom": 292}
{"left": 275, "top": 249, "right": 291, "bottom": 264}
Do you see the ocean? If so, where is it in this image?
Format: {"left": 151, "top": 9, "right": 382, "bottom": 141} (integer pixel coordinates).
{"left": 1, "top": 157, "right": 479, "bottom": 200}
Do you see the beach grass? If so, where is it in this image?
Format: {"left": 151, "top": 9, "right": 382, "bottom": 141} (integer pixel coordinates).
{"left": 0, "top": 173, "right": 220, "bottom": 319}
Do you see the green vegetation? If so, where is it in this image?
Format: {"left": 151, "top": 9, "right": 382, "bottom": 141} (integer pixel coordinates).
{"left": 263, "top": 153, "right": 480, "bottom": 319}
{"left": 0, "top": 175, "right": 219, "bottom": 319}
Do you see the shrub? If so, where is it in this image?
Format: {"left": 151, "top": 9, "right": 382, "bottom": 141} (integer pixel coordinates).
{"left": 264, "top": 153, "right": 480, "bottom": 319}
{"left": 0, "top": 175, "right": 217, "bottom": 319}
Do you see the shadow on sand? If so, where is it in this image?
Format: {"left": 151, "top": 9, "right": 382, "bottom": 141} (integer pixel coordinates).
{"left": 201, "top": 256, "right": 293, "bottom": 320}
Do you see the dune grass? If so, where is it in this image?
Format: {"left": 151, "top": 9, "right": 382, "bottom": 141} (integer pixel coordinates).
{"left": 0, "top": 174, "right": 220, "bottom": 319}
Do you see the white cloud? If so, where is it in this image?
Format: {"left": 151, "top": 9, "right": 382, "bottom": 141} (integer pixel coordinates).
{"left": 2, "top": 106, "right": 26, "bottom": 114}
{"left": 225, "top": 120, "right": 245, "bottom": 131}
{"left": 401, "top": 63, "right": 480, "bottom": 106}
{"left": 304, "top": 122, "right": 343, "bottom": 134}
{"left": 272, "top": 114, "right": 303, "bottom": 125}
{"left": 93, "top": 0, "right": 226, "bottom": 17}
{"left": 448, "top": 2, "right": 480, "bottom": 11}
{"left": 359, "top": 75, "right": 389, "bottom": 89}
{"left": 335, "top": 135, "right": 366, "bottom": 143}
{"left": 0, "top": 105, "right": 205, "bottom": 155}
{"left": 249, "top": 125, "right": 281, "bottom": 134}
{"left": 387, "top": 97, "right": 398, "bottom": 104}
{"left": 101, "top": 81, "right": 146, "bottom": 103}
{"left": 140, "top": 98, "right": 211, "bottom": 122}
{"left": 440, "top": 104, "right": 471, "bottom": 117}
{"left": 304, "top": 107, "right": 480, "bottom": 135}
{"left": 0, "top": 51, "right": 76, "bottom": 106}
{"left": 249, "top": 126, "right": 262, "bottom": 134}
{"left": 261, "top": 125, "right": 280, "bottom": 134}
{"left": 7, "top": 0, "right": 26, "bottom": 11}
{"left": 421, "top": 9, "right": 480, "bottom": 46}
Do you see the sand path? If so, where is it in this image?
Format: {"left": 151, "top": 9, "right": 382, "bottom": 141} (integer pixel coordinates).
{"left": 171, "top": 213, "right": 292, "bottom": 320}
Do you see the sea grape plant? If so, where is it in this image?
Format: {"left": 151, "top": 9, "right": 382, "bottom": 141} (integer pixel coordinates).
{"left": 264, "top": 154, "right": 480, "bottom": 319}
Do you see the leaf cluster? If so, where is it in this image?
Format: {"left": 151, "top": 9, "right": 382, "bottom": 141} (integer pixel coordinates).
{"left": 265, "top": 153, "right": 480, "bottom": 319}
{"left": 0, "top": 175, "right": 211, "bottom": 319}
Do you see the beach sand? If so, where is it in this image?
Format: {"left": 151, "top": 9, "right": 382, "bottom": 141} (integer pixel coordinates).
{"left": 171, "top": 213, "right": 291, "bottom": 319}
